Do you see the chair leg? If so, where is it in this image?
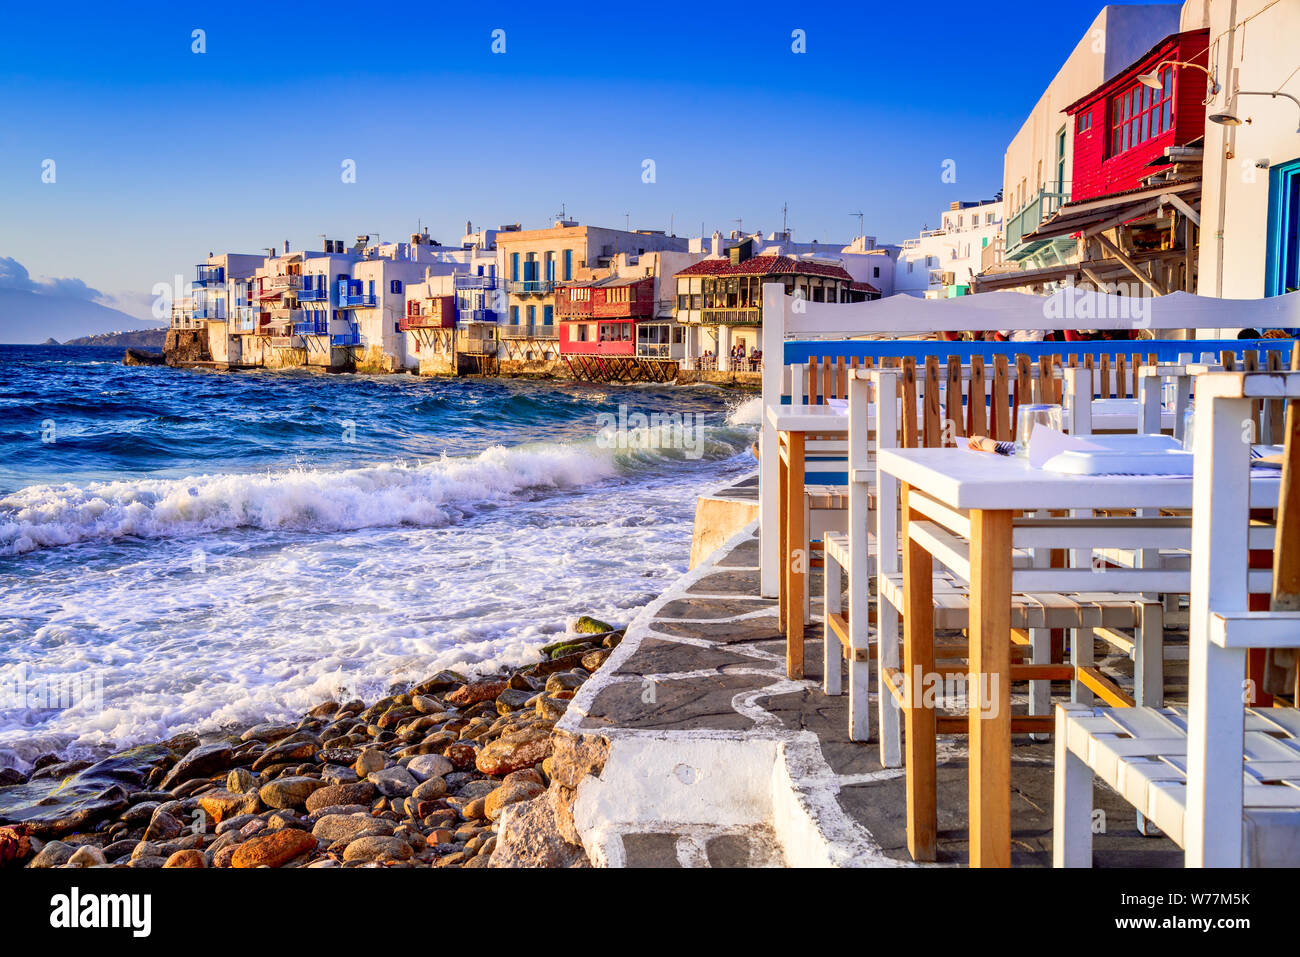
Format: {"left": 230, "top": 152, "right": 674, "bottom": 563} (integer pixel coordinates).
{"left": 1134, "top": 600, "right": 1164, "bottom": 707}
{"left": 1053, "top": 708, "right": 1093, "bottom": 868}
{"left": 1029, "top": 626, "right": 1051, "bottom": 741}
{"left": 1070, "top": 628, "right": 1095, "bottom": 705}
{"left": 876, "top": 591, "right": 901, "bottom": 763}
{"left": 824, "top": 551, "right": 842, "bottom": 697}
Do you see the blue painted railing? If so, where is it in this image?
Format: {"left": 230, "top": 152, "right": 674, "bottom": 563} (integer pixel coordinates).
{"left": 331, "top": 330, "right": 361, "bottom": 346}
{"left": 782, "top": 338, "right": 1296, "bottom": 366}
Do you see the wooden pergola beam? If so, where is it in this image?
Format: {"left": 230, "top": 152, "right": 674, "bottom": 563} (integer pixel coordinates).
{"left": 1094, "top": 233, "right": 1167, "bottom": 296}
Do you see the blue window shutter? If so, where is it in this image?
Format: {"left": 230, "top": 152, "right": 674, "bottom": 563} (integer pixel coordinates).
{"left": 543, "top": 305, "right": 553, "bottom": 325}
{"left": 511, "top": 254, "right": 520, "bottom": 282}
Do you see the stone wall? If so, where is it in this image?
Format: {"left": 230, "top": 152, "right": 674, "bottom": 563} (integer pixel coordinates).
{"left": 163, "top": 328, "right": 211, "bottom": 367}
{"left": 674, "top": 369, "right": 762, "bottom": 390}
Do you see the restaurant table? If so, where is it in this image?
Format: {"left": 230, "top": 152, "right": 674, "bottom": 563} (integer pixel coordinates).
{"left": 874, "top": 446, "right": 1281, "bottom": 867}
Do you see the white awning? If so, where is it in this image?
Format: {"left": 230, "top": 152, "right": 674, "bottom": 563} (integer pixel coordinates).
{"left": 780, "top": 289, "right": 1300, "bottom": 338}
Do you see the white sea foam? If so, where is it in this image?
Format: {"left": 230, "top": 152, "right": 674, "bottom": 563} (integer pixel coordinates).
{"left": 0, "top": 455, "right": 756, "bottom": 765}
{"left": 0, "top": 432, "right": 750, "bottom": 557}
{"left": 726, "top": 395, "right": 763, "bottom": 426}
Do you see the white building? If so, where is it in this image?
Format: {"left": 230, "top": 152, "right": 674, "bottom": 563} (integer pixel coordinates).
{"left": 1189, "top": 0, "right": 1300, "bottom": 306}
{"left": 895, "top": 199, "right": 1003, "bottom": 298}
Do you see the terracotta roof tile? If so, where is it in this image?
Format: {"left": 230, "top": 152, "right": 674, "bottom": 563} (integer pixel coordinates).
{"left": 674, "top": 255, "right": 852, "bottom": 281}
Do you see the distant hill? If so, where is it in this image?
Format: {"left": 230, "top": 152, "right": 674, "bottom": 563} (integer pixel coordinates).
{"left": 60, "top": 328, "right": 167, "bottom": 349}
{"left": 0, "top": 288, "right": 165, "bottom": 344}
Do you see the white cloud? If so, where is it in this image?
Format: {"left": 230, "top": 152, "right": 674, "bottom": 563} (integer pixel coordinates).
{"left": 0, "top": 255, "right": 104, "bottom": 301}
{"left": 0, "top": 255, "right": 161, "bottom": 323}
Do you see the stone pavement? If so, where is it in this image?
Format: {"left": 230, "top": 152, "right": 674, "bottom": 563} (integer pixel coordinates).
{"left": 557, "top": 474, "right": 1186, "bottom": 867}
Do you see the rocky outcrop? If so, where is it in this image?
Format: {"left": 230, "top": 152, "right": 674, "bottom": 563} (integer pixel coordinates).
{"left": 123, "top": 348, "right": 166, "bottom": 366}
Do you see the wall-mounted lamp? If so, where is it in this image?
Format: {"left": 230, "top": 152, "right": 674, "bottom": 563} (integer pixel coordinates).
{"left": 1137, "top": 60, "right": 1219, "bottom": 96}
{"left": 1209, "top": 91, "right": 1300, "bottom": 134}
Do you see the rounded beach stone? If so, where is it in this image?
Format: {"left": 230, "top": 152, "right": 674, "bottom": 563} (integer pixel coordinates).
{"left": 304, "top": 781, "right": 375, "bottom": 813}
{"left": 229, "top": 828, "right": 316, "bottom": 868}
{"left": 342, "top": 835, "right": 413, "bottom": 863}
{"left": 163, "top": 849, "right": 206, "bottom": 868}
{"left": 258, "top": 775, "right": 325, "bottom": 809}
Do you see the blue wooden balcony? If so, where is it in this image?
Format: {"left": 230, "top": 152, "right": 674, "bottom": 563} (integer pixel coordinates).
{"left": 194, "top": 265, "right": 225, "bottom": 286}
{"left": 293, "top": 319, "right": 329, "bottom": 336}
{"left": 331, "top": 330, "right": 361, "bottom": 346}
{"left": 298, "top": 286, "right": 329, "bottom": 301}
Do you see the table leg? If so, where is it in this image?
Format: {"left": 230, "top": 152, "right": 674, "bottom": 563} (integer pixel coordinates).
{"left": 785, "top": 431, "right": 806, "bottom": 678}
{"left": 902, "top": 484, "right": 936, "bottom": 861}
{"left": 968, "top": 508, "right": 1012, "bottom": 868}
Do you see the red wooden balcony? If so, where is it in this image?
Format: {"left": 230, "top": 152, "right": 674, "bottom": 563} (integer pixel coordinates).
{"left": 400, "top": 295, "right": 455, "bottom": 331}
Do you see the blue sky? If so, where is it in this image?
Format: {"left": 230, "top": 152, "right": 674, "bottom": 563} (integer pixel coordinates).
{"left": 0, "top": 0, "right": 1183, "bottom": 319}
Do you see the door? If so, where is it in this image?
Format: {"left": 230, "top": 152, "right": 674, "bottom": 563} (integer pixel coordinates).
{"left": 1266, "top": 157, "right": 1300, "bottom": 297}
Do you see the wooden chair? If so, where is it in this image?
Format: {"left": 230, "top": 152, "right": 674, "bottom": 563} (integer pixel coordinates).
{"left": 1054, "top": 368, "right": 1300, "bottom": 867}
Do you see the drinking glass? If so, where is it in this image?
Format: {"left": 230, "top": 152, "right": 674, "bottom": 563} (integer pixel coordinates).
{"left": 1016, "top": 403, "right": 1063, "bottom": 458}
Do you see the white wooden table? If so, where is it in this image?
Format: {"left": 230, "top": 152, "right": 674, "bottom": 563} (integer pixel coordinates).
{"left": 874, "top": 446, "right": 1281, "bottom": 867}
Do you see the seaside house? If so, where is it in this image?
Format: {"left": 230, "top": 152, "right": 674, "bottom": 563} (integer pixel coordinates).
{"left": 556, "top": 248, "right": 706, "bottom": 381}
{"left": 292, "top": 239, "right": 363, "bottom": 369}
{"left": 674, "top": 238, "right": 862, "bottom": 372}
{"left": 347, "top": 243, "right": 449, "bottom": 374}
{"left": 979, "top": 23, "right": 1210, "bottom": 298}
{"left": 400, "top": 270, "right": 458, "bottom": 375}
{"left": 249, "top": 245, "right": 311, "bottom": 369}
{"left": 894, "top": 199, "right": 1004, "bottom": 298}
{"left": 991, "top": 3, "right": 1184, "bottom": 282}
{"left": 186, "top": 252, "right": 264, "bottom": 368}
{"left": 495, "top": 220, "right": 689, "bottom": 372}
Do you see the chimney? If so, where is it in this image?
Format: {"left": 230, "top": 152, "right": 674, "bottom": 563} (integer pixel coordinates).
{"left": 283, "top": 240, "right": 290, "bottom": 254}
{"left": 711, "top": 230, "right": 724, "bottom": 257}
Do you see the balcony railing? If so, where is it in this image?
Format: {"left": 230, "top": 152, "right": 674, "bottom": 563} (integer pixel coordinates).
{"left": 499, "top": 323, "right": 556, "bottom": 339}
{"left": 399, "top": 311, "right": 453, "bottom": 331}
{"left": 1005, "top": 188, "right": 1068, "bottom": 258}
{"left": 194, "top": 267, "right": 225, "bottom": 286}
{"left": 465, "top": 308, "right": 499, "bottom": 324}
{"left": 459, "top": 334, "right": 497, "bottom": 355}
{"left": 293, "top": 319, "right": 329, "bottom": 336}
{"left": 455, "top": 274, "right": 499, "bottom": 290}
{"left": 508, "top": 279, "right": 556, "bottom": 296}
{"left": 331, "top": 331, "right": 361, "bottom": 347}
{"left": 297, "top": 286, "right": 329, "bottom": 301}
{"left": 268, "top": 275, "right": 302, "bottom": 291}
{"left": 338, "top": 292, "right": 377, "bottom": 308}
{"left": 192, "top": 305, "right": 226, "bottom": 320}
{"left": 699, "top": 307, "right": 761, "bottom": 326}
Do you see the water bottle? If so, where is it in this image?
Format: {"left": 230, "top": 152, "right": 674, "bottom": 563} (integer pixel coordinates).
{"left": 1182, "top": 398, "right": 1195, "bottom": 452}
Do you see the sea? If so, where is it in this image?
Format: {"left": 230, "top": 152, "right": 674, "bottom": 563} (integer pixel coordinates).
{"left": 0, "top": 345, "right": 760, "bottom": 769}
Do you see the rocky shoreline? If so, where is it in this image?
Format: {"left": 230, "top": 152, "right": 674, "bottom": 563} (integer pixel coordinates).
{"left": 0, "top": 617, "right": 618, "bottom": 869}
